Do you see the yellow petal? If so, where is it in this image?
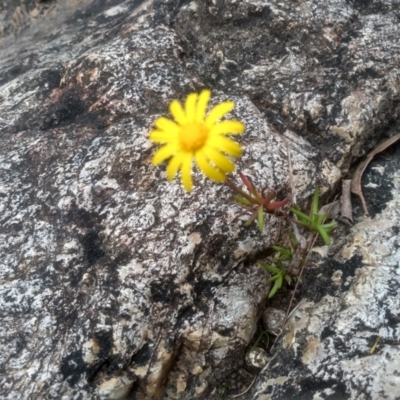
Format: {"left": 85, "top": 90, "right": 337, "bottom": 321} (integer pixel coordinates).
{"left": 181, "top": 153, "right": 193, "bottom": 191}
{"left": 195, "top": 90, "right": 211, "bottom": 122}
{"left": 205, "top": 101, "right": 234, "bottom": 127}
{"left": 185, "top": 93, "right": 198, "bottom": 123}
{"left": 167, "top": 153, "right": 184, "bottom": 181}
{"left": 170, "top": 100, "right": 186, "bottom": 125}
{"left": 149, "top": 130, "right": 174, "bottom": 143}
{"left": 195, "top": 150, "right": 226, "bottom": 182}
{"left": 155, "top": 117, "right": 181, "bottom": 135}
{"left": 210, "top": 136, "right": 242, "bottom": 157}
{"left": 203, "top": 147, "right": 235, "bottom": 173}
{"left": 209, "top": 120, "right": 245, "bottom": 136}
{"left": 152, "top": 143, "right": 178, "bottom": 165}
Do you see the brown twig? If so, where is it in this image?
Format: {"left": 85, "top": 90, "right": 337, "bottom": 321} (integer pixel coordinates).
{"left": 230, "top": 374, "right": 258, "bottom": 399}
{"left": 351, "top": 133, "right": 400, "bottom": 215}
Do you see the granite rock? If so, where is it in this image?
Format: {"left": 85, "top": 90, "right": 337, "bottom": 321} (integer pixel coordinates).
{"left": 246, "top": 141, "right": 400, "bottom": 400}
{"left": 0, "top": 0, "right": 399, "bottom": 399}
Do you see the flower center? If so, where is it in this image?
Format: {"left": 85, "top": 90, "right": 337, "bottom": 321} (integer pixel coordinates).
{"left": 179, "top": 123, "right": 209, "bottom": 152}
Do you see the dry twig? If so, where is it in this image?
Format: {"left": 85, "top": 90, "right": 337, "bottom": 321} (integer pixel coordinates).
{"left": 351, "top": 134, "right": 400, "bottom": 215}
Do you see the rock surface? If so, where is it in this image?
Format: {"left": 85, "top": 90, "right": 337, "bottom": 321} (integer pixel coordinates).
{"left": 246, "top": 140, "right": 400, "bottom": 400}
{"left": 0, "top": 0, "right": 399, "bottom": 399}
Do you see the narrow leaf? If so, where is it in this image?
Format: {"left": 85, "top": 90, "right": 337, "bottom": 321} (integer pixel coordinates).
{"left": 258, "top": 261, "right": 281, "bottom": 274}
{"left": 316, "top": 225, "right": 331, "bottom": 245}
{"left": 257, "top": 205, "right": 264, "bottom": 232}
{"left": 265, "top": 198, "right": 289, "bottom": 211}
{"left": 291, "top": 207, "right": 312, "bottom": 223}
{"left": 322, "top": 221, "right": 337, "bottom": 230}
{"left": 272, "top": 246, "right": 291, "bottom": 256}
{"left": 311, "top": 186, "right": 319, "bottom": 218}
{"left": 262, "top": 190, "right": 277, "bottom": 205}
{"left": 319, "top": 212, "right": 328, "bottom": 221}
{"left": 225, "top": 178, "right": 255, "bottom": 204}
{"left": 244, "top": 208, "right": 258, "bottom": 227}
{"left": 277, "top": 273, "right": 283, "bottom": 289}
{"left": 239, "top": 172, "right": 258, "bottom": 197}
{"left": 293, "top": 219, "right": 309, "bottom": 228}
{"left": 268, "top": 274, "right": 281, "bottom": 282}
{"left": 268, "top": 278, "right": 281, "bottom": 298}
{"left": 233, "top": 195, "right": 252, "bottom": 206}
{"left": 289, "top": 232, "right": 298, "bottom": 248}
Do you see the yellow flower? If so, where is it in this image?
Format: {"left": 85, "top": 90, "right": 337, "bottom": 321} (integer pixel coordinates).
{"left": 149, "top": 90, "right": 245, "bottom": 191}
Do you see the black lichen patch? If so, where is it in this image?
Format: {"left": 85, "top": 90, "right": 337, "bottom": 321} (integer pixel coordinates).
{"left": 60, "top": 350, "right": 86, "bottom": 387}
{"left": 65, "top": 204, "right": 104, "bottom": 230}
{"left": 80, "top": 230, "right": 105, "bottom": 267}
{"left": 92, "top": 330, "right": 114, "bottom": 360}
{"left": 339, "top": 254, "right": 363, "bottom": 285}
{"left": 320, "top": 325, "right": 336, "bottom": 341}
{"left": 37, "top": 69, "right": 62, "bottom": 96}
{"left": 130, "top": 343, "right": 151, "bottom": 366}
{"left": 87, "top": 359, "right": 111, "bottom": 384}
{"left": 260, "top": 362, "right": 349, "bottom": 400}
{"left": 149, "top": 278, "right": 176, "bottom": 303}
{"left": 85, "top": 330, "right": 123, "bottom": 383}
{"left": 385, "top": 309, "right": 400, "bottom": 330}
{"left": 301, "top": 255, "right": 363, "bottom": 303}
{"left": 299, "top": 378, "right": 348, "bottom": 400}
{"left": 61, "top": 344, "right": 121, "bottom": 388}
{"left": 41, "top": 91, "right": 85, "bottom": 130}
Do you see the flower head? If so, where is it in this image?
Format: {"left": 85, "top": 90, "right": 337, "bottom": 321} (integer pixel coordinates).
{"left": 149, "top": 90, "right": 245, "bottom": 191}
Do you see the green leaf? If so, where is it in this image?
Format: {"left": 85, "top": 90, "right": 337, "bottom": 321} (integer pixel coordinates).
{"left": 233, "top": 195, "right": 252, "bottom": 206}
{"left": 289, "top": 232, "right": 298, "bottom": 249}
{"left": 257, "top": 205, "right": 264, "bottom": 232}
{"left": 276, "top": 273, "right": 283, "bottom": 288}
{"left": 244, "top": 209, "right": 258, "bottom": 227}
{"left": 258, "top": 261, "right": 281, "bottom": 274}
{"left": 311, "top": 213, "right": 321, "bottom": 227}
{"left": 311, "top": 186, "right": 319, "bottom": 218}
{"left": 291, "top": 207, "right": 312, "bottom": 223}
{"left": 316, "top": 225, "right": 331, "bottom": 245}
{"left": 239, "top": 172, "right": 259, "bottom": 199}
{"left": 268, "top": 274, "right": 281, "bottom": 282}
{"left": 268, "top": 276, "right": 282, "bottom": 298}
{"left": 272, "top": 246, "right": 290, "bottom": 255}
{"left": 322, "top": 221, "right": 337, "bottom": 230}
{"left": 293, "top": 219, "right": 309, "bottom": 228}
{"left": 319, "top": 212, "right": 328, "bottom": 223}
{"left": 272, "top": 246, "right": 292, "bottom": 261}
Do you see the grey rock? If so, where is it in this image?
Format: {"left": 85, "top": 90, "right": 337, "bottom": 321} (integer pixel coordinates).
{"left": 159, "top": 0, "right": 400, "bottom": 169}
{"left": 244, "top": 347, "right": 269, "bottom": 372}
{"left": 246, "top": 141, "right": 400, "bottom": 399}
{"left": 261, "top": 307, "right": 286, "bottom": 335}
{"left": 0, "top": 0, "right": 399, "bottom": 399}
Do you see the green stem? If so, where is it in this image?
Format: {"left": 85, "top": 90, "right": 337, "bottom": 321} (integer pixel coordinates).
{"left": 225, "top": 177, "right": 255, "bottom": 204}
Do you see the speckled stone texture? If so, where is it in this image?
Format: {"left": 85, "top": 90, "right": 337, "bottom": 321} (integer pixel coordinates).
{"left": 157, "top": 0, "right": 400, "bottom": 169}
{"left": 246, "top": 141, "right": 400, "bottom": 400}
{"left": 0, "top": 0, "right": 399, "bottom": 399}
